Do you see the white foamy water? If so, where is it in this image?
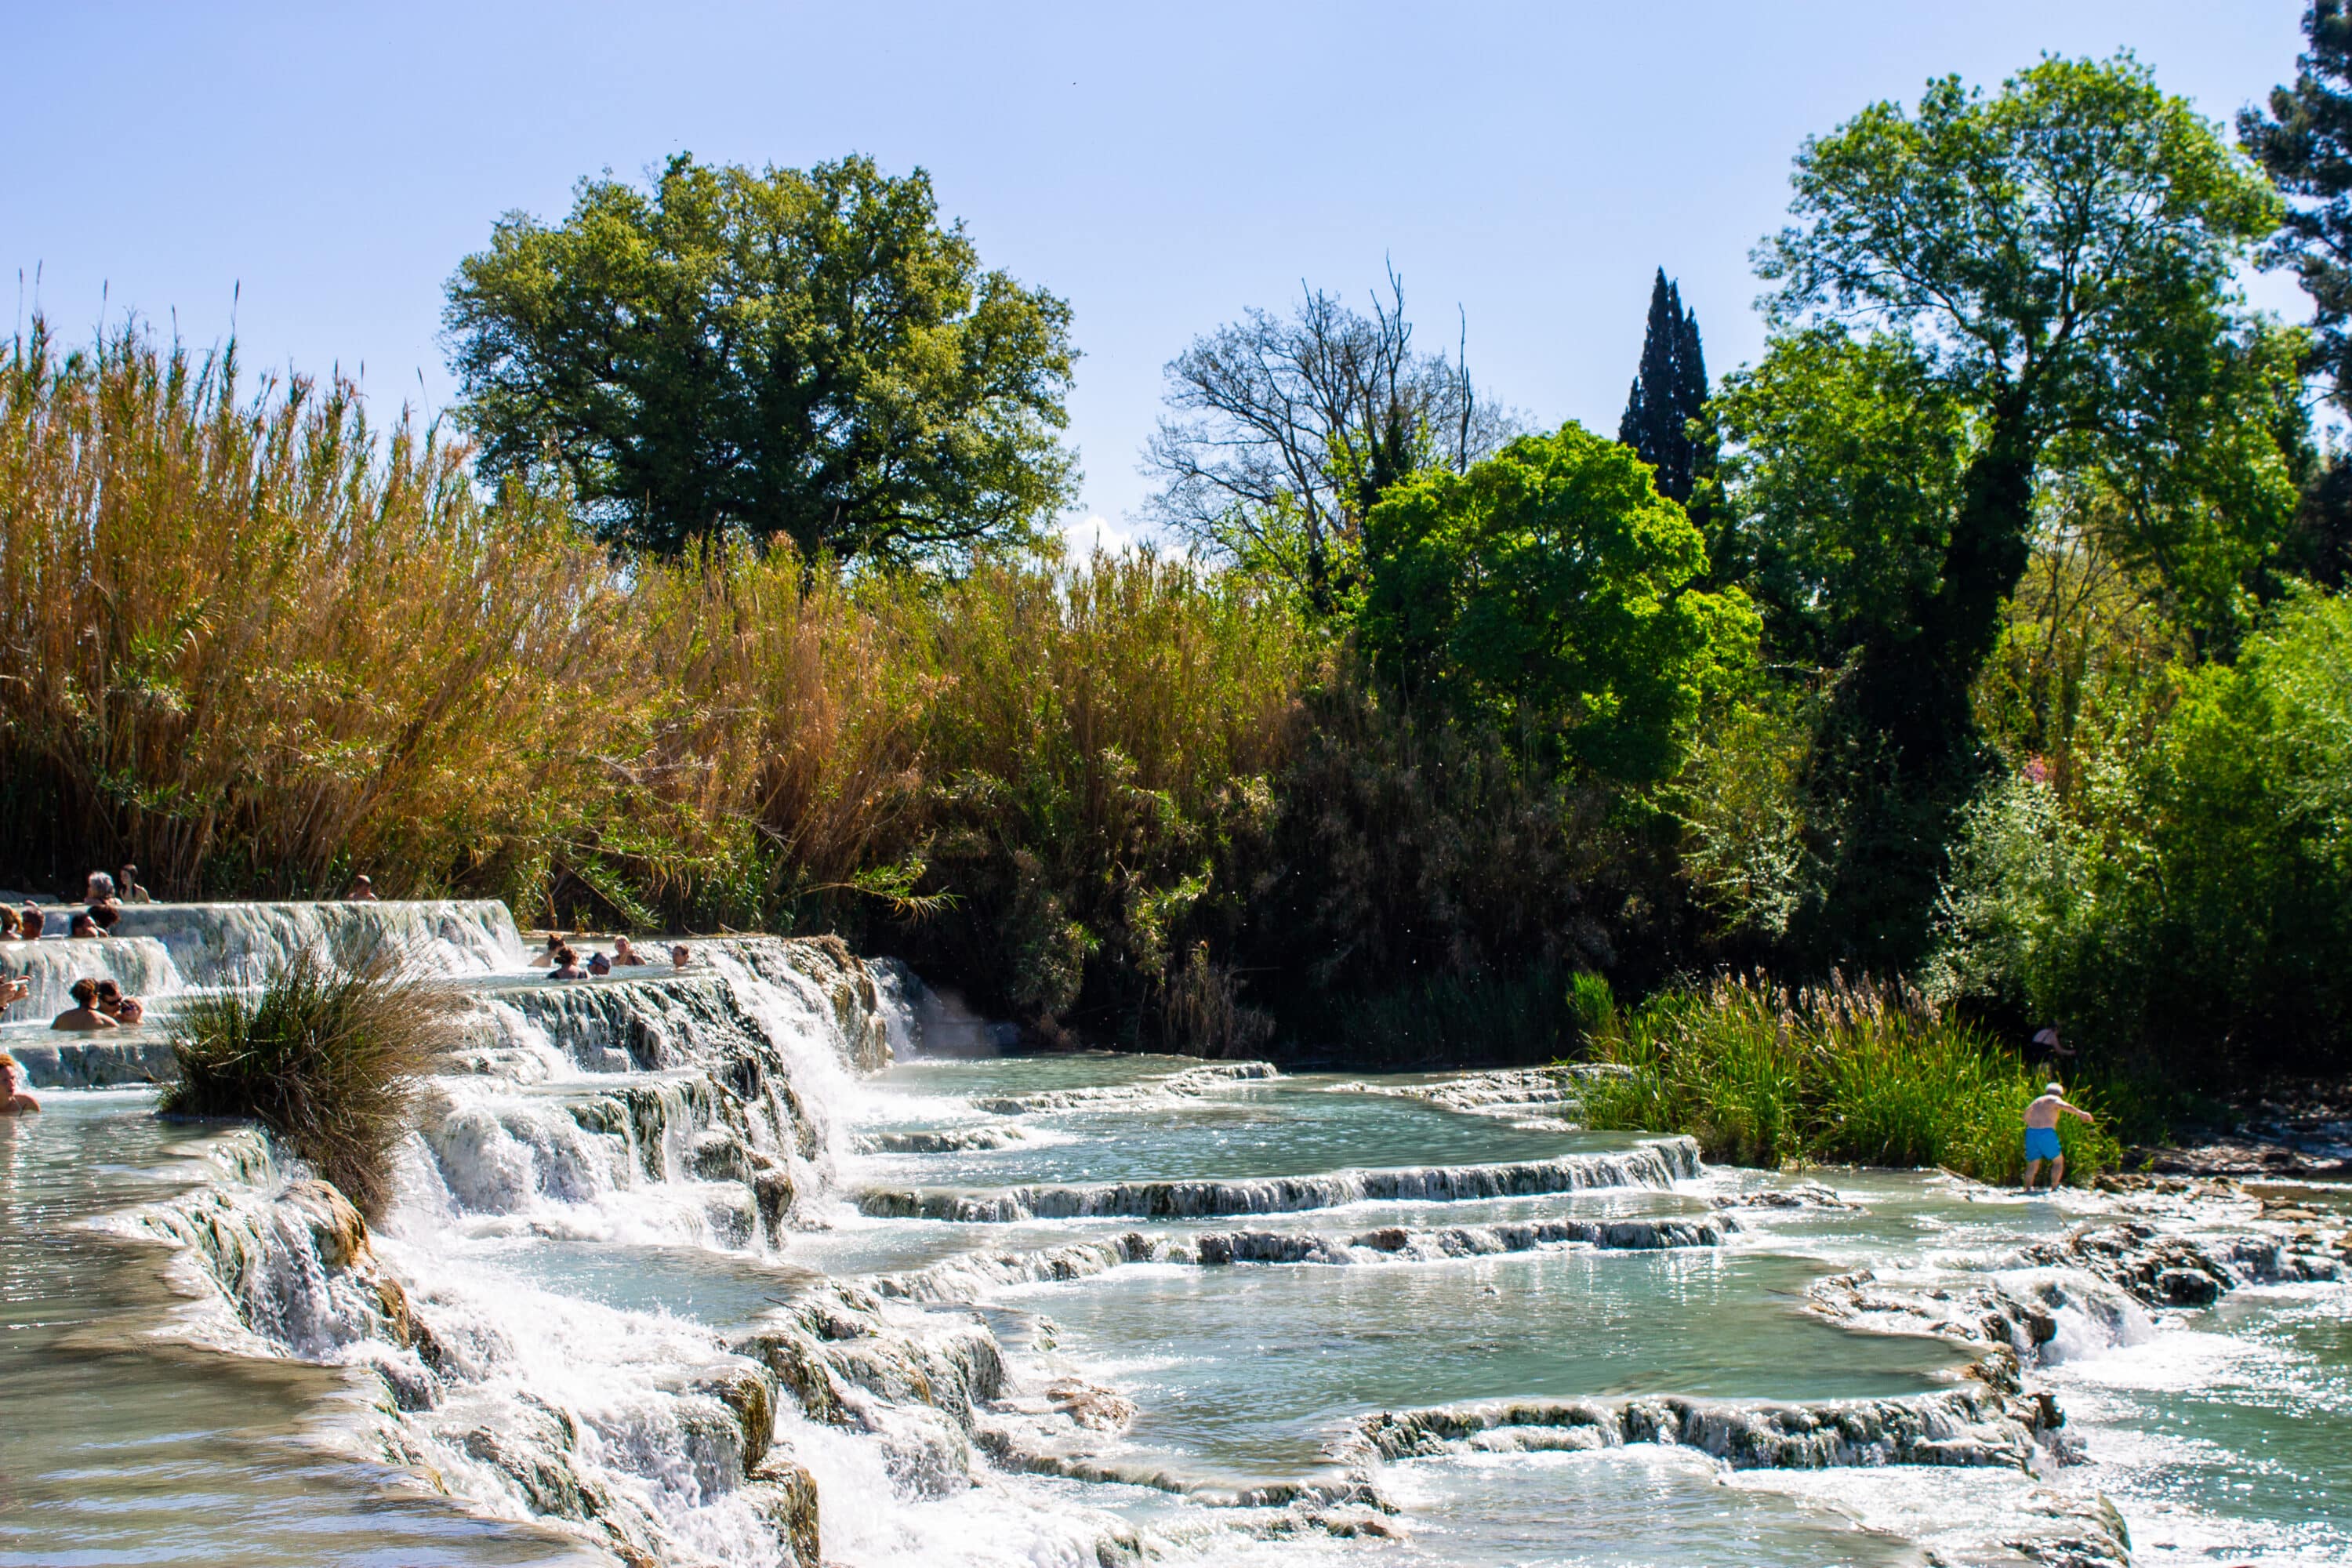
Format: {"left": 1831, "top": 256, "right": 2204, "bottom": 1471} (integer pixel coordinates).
{"left": 110, "top": 898, "right": 528, "bottom": 985}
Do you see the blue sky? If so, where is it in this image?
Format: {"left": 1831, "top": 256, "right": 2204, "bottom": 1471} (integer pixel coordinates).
{"left": 2, "top": 2, "right": 2313, "bottom": 548}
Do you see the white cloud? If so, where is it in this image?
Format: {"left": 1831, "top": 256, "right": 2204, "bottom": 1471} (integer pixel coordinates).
{"left": 1054, "top": 512, "right": 1149, "bottom": 560}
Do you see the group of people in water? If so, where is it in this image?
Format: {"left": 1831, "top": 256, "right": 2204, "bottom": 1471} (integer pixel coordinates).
{"left": 0, "top": 972, "right": 151, "bottom": 1034}
{"left": 543, "top": 931, "right": 695, "bottom": 979}
{"left": 0, "top": 878, "right": 719, "bottom": 1118}
{"left": 0, "top": 867, "right": 151, "bottom": 946}
{"left": 0, "top": 870, "right": 156, "bottom": 1040}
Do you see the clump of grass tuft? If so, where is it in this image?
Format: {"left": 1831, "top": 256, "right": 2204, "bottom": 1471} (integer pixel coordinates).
{"left": 1578, "top": 972, "right": 2125, "bottom": 1184}
{"left": 161, "top": 938, "right": 452, "bottom": 1218}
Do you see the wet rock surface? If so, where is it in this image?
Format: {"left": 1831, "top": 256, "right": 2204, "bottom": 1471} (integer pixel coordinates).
{"left": 2014, "top": 1218, "right": 2343, "bottom": 1306}
{"left": 1323, "top": 1065, "right": 1628, "bottom": 1124}
{"left": 967, "top": 1059, "right": 1279, "bottom": 1115}
{"left": 855, "top": 1137, "right": 1704, "bottom": 1221}
{"left": 863, "top": 1214, "right": 1730, "bottom": 1302}
{"left": 9, "top": 1035, "right": 180, "bottom": 1088}
{"left": 107, "top": 927, "right": 924, "bottom": 1568}
{"left": 1352, "top": 1381, "right": 2056, "bottom": 1471}
{"left": 2127, "top": 1078, "right": 2352, "bottom": 1178}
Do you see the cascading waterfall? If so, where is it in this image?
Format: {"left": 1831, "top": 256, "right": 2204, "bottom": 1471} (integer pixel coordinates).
{"left": 11, "top": 898, "right": 2350, "bottom": 1568}
{"left": 0, "top": 934, "right": 184, "bottom": 1016}
{"left": 110, "top": 898, "right": 529, "bottom": 985}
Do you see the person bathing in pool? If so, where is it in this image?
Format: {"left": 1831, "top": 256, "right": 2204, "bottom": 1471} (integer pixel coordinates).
{"left": 2023, "top": 1082, "right": 2097, "bottom": 1192}
{"left": 0, "top": 1051, "right": 38, "bottom": 1115}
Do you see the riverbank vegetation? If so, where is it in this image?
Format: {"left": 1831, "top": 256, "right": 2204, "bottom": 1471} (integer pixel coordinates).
{"left": 10, "top": 30, "right": 2352, "bottom": 1160}
{"left": 161, "top": 939, "right": 452, "bottom": 1217}
{"left": 1576, "top": 974, "right": 2125, "bottom": 1182}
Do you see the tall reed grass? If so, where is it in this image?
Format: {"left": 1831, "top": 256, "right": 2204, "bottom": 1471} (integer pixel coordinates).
{"left": 0, "top": 318, "right": 635, "bottom": 902}
{"left": 0, "top": 319, "right": 1319, "bottom": 1041}
{"left": 1577, "top": 972, "right": 2125, "bottom": 1182}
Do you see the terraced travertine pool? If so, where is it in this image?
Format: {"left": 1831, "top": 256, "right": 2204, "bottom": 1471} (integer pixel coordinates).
{"left": 2, "top": 902, "right": 2347, "bottom": 1567}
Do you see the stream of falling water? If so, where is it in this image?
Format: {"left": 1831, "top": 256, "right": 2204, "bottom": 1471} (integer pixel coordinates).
{"left": 2, "top": 903, "right": 2347, "bottom": 1567}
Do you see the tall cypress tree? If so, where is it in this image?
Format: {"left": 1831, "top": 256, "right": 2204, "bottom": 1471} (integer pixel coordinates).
{"left": 1617, "top": 269, "right": 1709, "bottom": 503}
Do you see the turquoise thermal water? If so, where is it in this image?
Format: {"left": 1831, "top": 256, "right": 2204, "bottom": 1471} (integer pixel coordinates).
{"left": 3, "top": 945, "right": 2348, "bottom": 1568}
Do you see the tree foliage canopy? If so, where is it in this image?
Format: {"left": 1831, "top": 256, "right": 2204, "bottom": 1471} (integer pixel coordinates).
{"left": 1357, "top": 423, "right": 1758, "bottom": 785}
{"left": 1730, "top": 54, "right": 2293, "bottom": 967}
{"left": 1762, "top": 56, "right": 2279, "bottom": 436}
{"left": 2242, "top": 0, "right": 2352, "bottom": 411}
{"left": 1758, "top": 54, "right": 2287, "bottom": 710}
{"left": 1711, "top": 328, "right": 1971, "bottom": 668}
{"left": 445, "top": 153, "right": 1078, "bottom": 565}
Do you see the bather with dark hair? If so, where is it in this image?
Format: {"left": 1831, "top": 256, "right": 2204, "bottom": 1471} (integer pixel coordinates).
{"left": 51, "top": 978, "right": 118, "bottom": 1031}
{"left": 94, "top": 978, "right": 144, "bottom": 1025}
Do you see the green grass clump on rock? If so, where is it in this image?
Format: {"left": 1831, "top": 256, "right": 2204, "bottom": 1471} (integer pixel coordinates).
{"left": 162, "top": 939, "right": 452, "bottom": 1218}
{"left": 1576, "top": 972, "right": 2124, "bottom": 1184}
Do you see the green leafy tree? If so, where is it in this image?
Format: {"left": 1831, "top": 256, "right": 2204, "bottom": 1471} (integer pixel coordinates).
{"left": 1357, "top": 423, "right": 1758, "bottom": 784}
{"left": 1710, "top": 328, "right": 1971, "bottom": 669}
{"left": 1617, "top": 268, "right": 1710, "bottom": 505}
{"left": 446, "top": 153, "right": 1078, "bottom": 565}
{"left": 1752, "top": 55, "right": 2287, "bottom": 964}
{"left": 2242, "top": 0, "right": 2352, "bottom": 410}
{"left": 2241, "top": 3, "right": 2352, "bottom": 596}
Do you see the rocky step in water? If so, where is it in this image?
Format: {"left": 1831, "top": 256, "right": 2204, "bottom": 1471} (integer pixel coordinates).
{"left": 96, "top": 926, "right": 988, "bottom": 1568}
{"left": 109, "top": 899, "right": 528, "bottom": 986}
{"left": 412, "top": 1072, "right": 807, "bottom": 1249}
{"left": 967, "top": 1059, "right": 1279, "bottom": 1115}
{"left": 1351, "top": 1381, "right": 2060, "bottom": 1472}
{"left": 5, "top": 1032, "right": 180, "bottom": 1088}
{"left": 1327, "top": 1065, "right": 1627, "bottom": 1120}
{"left": 2013, "top": 1214, "right": 2346, "bottom": 1305}
{"left": 132, "top": 1153, "right": 835, "bottom": 1567}
{"left": 855, "top": 1137, "right": 1704, "bottom": 1221}
{"left": 15, "top": 937, "right": 885, "bottom": 1107}
{"left": 855, "top": 1123, "right": 1030, "bottom": 1154}
{"left": 1809, "top": 1214, "right": 2349, "bottom": 1368}
{"left": 694, "top": 936, "right": 895, "bottom": 1075}
{"left": 737, "top": 1283, "right": 1377, "bottom": 1529}
{"left": 864, "top": 1214, "right": 1732, "bottom": 1304}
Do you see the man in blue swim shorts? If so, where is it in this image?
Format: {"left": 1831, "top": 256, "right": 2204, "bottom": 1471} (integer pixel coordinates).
{"left": 2022, "top": 1081, "right": 2097, "bottom": 1191}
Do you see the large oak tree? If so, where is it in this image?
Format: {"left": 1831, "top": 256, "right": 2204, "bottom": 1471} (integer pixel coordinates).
{"left": 445, "top": 154, "right": 1078, "bottom": 567}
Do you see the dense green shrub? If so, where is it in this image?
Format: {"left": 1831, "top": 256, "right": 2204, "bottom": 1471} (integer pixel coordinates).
{"left": 161, "top": 940, "right": 454, "bottom": 1218}
{"left": 1933, "top": 588, "right": 2352, "bottom": 1078}
{"left": 1242, "top": 668, "right": 1692, "bottom": 1062}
